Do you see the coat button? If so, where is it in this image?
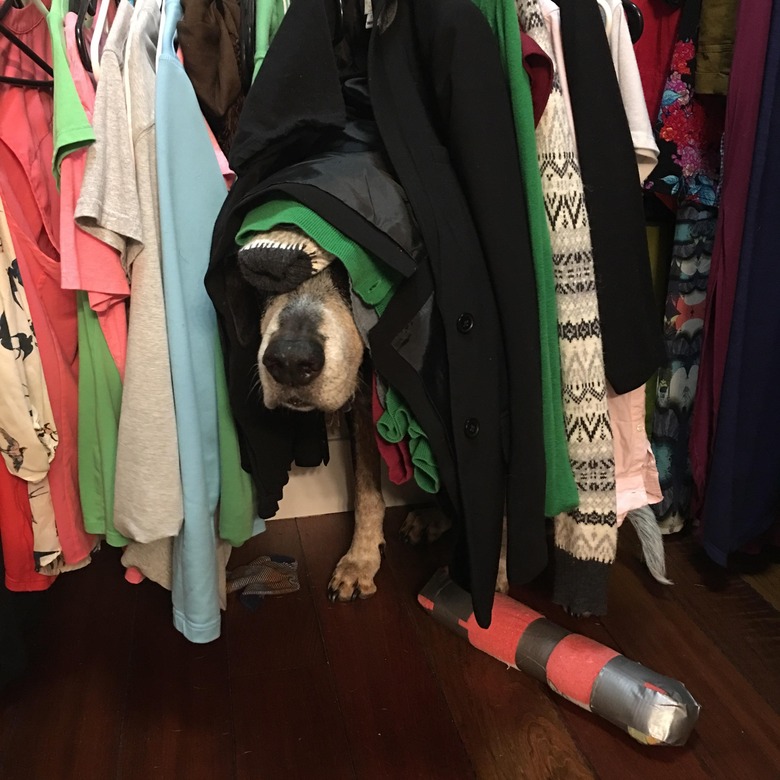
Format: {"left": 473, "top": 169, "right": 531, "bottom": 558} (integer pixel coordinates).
{"left": 464, "top": 417, "right": 480, "bottom": 438}
{"left": 456, "top": 313, "right": 474, "bottom": 333}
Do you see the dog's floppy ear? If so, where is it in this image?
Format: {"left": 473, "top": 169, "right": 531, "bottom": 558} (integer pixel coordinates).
{"left": 237, "top": 227, "right": 336, "bottom": 293}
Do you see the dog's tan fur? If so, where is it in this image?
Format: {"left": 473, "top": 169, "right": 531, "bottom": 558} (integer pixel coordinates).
{"left": 327, "top": 378, "right": 386, "bottom": 600}
{"left": 258, "top": 271, "right": 364, "bottom": 413}
{"left": 256, "top": 260, "right": 389, "bottom": 599}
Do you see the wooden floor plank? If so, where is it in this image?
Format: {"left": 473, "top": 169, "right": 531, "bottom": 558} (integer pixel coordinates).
{"left": 742, "top": 563, "right": 780, "bottom": 610}
{"left": 297, "top": 511, "right": 476, "bottom": 779}
{"left": 226, "top": 518, "right": 328, "bottom": 676}
{"left": 601, "top": 551, "right": 780, "bottom": 780}
{"left": 233, "top": 665, "right": 356, "bottom": 780}
{"left": 117, "top": 576, "right": 235, "bottom": 780}
{"left": 714, "top": 540, "right": 780, "bottom": 612}
{"left": 625, "top": 531, "right": 780, "bottom": 714}
{"left": 227, "top": 518, "right": 354, "bottom": 779}
{"left": 1, "top": 508, "right": 778, "bottom": 780}
{"left": 383, "top": 509, "right": 710, "bottom": 780}
{"left": 0, "top": 546, "right": 136, "bottom": 780}
{"left": 381, "top": 508, "right": 597, "bottom": 780}
{"left": 512, "top": 558, "right": 711, "bottom": 780}
{"left": 743, "top": 562, "right": 780, "bottom": 611}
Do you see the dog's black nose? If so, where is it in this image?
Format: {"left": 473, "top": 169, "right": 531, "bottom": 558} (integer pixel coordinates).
{"left": 263, "top": 337, "right": 325, "bottom": 387}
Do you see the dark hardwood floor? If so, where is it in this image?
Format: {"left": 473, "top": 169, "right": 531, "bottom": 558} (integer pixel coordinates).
{"left": 1, "top": 508, "right": 778, "bottom": 779}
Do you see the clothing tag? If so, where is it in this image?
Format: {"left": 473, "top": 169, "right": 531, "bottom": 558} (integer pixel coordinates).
{"left": 364, "top": 0, "right": 374, "bottom": 28}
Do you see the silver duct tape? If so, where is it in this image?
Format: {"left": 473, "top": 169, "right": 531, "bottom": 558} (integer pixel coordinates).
{"left": 515, "top": 618, "right": 571, "bottom": 683}
{"left": 590, "top": 655, "right": 701, "bottom": 746}
{"left": 419, "top": 569, "right": 472, "bottom": 640}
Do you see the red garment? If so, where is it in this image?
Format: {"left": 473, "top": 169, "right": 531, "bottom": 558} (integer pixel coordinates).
{"left": 0, "top": 5, "right": 95, "bottom": 568}
{"left": 371, "top": 374, "right": 413, "bottom": 486}
{"left": 0, "top": 469, "right": 54, "bottom": 591}
{"left": 632, "top": 0, "right": 682, "bottom": 120}
{"left": 689, "top": 0, "right": 774, "bottom": 515}
{"left": 520, "top": 31, "right": 554, "bottom": 128}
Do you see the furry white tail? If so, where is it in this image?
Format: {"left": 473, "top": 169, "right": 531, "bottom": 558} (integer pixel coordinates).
{"left": 627, "top": 505, "right": 674, "bottom": 585}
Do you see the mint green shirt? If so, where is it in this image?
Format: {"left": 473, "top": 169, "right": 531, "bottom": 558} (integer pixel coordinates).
{"left": 253, "top": 0, "right": 287, "bottom": 80}
{"left": 76, "top": 293, "right": 128, "bottom": 546}
{"left": 48, "top": 0, "right": 95, "bottom": 183}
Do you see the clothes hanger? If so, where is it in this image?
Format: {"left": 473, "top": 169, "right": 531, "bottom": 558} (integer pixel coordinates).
{"left": 73, "top": 0, "right": 97, "bottom": 73}
{"left": 239, "top": 0, "right": 255, "bottom": 93}
{"left": 69, "top": 0, "right": 96, "bottom": 13}
{"left": 0, "top": 0, "right": 55, "bottom": 89}
{"left": 89, "top": 0, "right": 113, "bottom": 80}
{"left": 622, "top": 0, "right": 643, "bottom": 43}
{"left": 16, "top": 0, "right": 48, "bottom": 15}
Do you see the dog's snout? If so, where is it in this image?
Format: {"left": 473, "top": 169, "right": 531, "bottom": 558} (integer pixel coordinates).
{"left": 263, "top": 337, "right": 325, "bottom": 387}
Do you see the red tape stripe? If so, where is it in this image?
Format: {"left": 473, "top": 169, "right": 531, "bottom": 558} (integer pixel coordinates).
{"left": 546, "top": 634, "right": 620, "bottom": 707}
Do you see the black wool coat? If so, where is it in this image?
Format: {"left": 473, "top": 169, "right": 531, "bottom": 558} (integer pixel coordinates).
{"left": 207, "top": 0, "right": 546, "bottom": 627}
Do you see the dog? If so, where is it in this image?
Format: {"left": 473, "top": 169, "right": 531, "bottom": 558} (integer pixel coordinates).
{"left": 242, "top": 226, "right": 485, "bottom": 602}
{"left": 244, "top": 227, "right": 670, "bottom": 609}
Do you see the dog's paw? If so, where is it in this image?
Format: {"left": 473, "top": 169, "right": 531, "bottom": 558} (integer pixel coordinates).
{"left": 400, "top": 508, "right": 452, "bottom": 545}
{"left": 328, "top": 549, "right": 382, "bottom": 602}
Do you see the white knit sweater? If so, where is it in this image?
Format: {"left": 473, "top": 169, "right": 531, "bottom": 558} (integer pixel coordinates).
{"left": 517, "top": 0, "right": 617, "bottom": 615}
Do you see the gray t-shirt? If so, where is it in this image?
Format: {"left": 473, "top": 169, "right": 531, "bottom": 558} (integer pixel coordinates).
{"left": 76, "top": 0, "right": 184, "bottom": 544}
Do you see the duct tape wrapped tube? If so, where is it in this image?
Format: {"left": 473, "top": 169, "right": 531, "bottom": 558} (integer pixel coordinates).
{"left": 418, "top": 569, "right": 700, "bottom": 746}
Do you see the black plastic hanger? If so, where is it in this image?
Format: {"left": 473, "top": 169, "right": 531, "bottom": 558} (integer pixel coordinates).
{"left": 73, "top": 0, "right": 97, "bottom": 73}
{"left": 0, "top": 0, "right": 54, "bottom": 90}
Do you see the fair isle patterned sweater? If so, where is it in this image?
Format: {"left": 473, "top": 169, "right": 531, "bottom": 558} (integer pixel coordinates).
{"left": 516, "top": 0, "right": 617, "bottom": 614}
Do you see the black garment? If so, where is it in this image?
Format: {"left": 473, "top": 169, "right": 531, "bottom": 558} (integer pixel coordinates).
{"left": 207, "top": 0, "right": 546, "bottom": 627}
{"left": 178, "top": 0, "right": 245, "bottom": 153}
{"left": 557, "top": 0, "right": 664, "bottom": 394}
{"left": 369, "top": 0, "right": 546, "bottom": 622}
{"left": 207, "top": 0, "right": 405, "bottom": 519}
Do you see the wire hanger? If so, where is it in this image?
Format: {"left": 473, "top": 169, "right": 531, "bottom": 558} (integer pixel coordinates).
{"left": 0, "top": 0, "right": 54, "bottom": 90}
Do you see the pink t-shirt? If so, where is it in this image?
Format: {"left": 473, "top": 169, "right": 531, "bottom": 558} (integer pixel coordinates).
{"left": 608, "top": 384, "right": 662, "bottom": 524}
{"left": 61, "top": 12, "right": 130, "bottom": 378}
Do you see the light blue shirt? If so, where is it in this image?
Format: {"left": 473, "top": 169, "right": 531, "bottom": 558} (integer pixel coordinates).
{"left": 156, "top": 0, "right": 263, "bottom": 643}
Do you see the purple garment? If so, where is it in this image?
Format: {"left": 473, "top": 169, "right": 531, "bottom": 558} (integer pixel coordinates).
{"left": 689, "top": 0, "right": 773, "bottom": 516}
{"left": 699, "top": 0, "right": 780, "bottom": 563}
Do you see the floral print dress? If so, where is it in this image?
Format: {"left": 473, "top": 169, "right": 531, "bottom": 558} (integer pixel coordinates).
{"left": 644, "top": 0, "right": 725, "bottom": 532}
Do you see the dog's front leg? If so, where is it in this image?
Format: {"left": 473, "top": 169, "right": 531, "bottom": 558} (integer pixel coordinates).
{"left": 328, "top": 377, "right": 386, "bottom": 602}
